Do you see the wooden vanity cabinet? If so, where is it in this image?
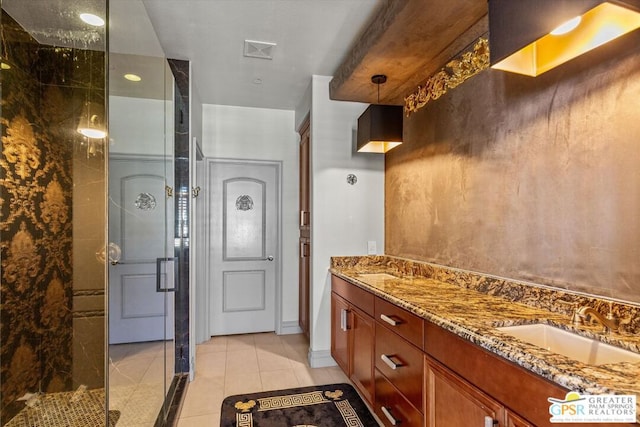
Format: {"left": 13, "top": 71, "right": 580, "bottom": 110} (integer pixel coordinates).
{"left": 330, "top": 276, "right": 375, "bottom": 405}
{"left": 374, "top": 296, "right": 425, "bottom": 427}
{"left": 330, "top": 275, "right": 637, "bottom": 427}
{"left": 505, "top": 411, "right": 534, "bottom": 427}
{"left": 424, "top": 321, "right": 636, "bottom": 427}
{"left": 331, "top": 292, "right": 350, "bottom": 373}
{"left": 425, "top": 356, "right": 504, "bottom": 427}
{"left": 375, "top": 372, "right": 424, "bottom": 427}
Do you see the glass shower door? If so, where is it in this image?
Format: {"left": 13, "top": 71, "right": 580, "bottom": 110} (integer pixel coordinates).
{"left": 107, "top": 1, "right": 176, "bottom": 424}
{"left": 106, "top": 57, "right": 175, "bottom": 425}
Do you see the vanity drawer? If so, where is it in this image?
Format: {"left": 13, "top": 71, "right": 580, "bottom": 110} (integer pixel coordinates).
{"left": 375, "top": 296, "right": 424, "bottom": 349}
{"left": 375, "top": 323, "right": 424, "bottom": 410}
{"left": 375, "top": 370, "right": 424, "bottom": 427}
{"left": 331, "top": 275, "right": 374, "bottom": 316}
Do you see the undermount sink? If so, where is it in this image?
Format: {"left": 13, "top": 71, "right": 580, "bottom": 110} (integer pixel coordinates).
{"left": 497, "top": 324, "right": 640, "bottom": 365}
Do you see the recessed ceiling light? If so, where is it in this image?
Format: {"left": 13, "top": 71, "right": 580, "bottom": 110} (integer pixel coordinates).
{"left": 253, "top": 78, "right": 263, "bottom": 85}
{"left": 124, "top": 73, "right": 142, "bottom": 82}
{"left": 80, "top": 13, "right": 105, "bottom": 27}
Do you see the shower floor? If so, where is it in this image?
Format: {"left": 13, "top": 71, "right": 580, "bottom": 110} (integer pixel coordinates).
{"left": 3, "top": 388, "right": 118, "bottom": 427}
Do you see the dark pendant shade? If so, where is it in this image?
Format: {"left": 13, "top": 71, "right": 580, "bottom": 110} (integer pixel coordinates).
{"left": 356, "top": 104, "right": 403, "bottom": 153}
{"left": 489, "top": 0, "right": 640, "bottom": 76}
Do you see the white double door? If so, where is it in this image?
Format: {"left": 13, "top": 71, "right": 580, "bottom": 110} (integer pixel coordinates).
{"left": 108, "top": 156, "right": 175, "bottom": 344}
{"left": 208, "top": 160, "right": 279, "bottom": 336}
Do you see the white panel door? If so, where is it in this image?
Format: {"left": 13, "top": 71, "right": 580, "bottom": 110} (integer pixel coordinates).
{"left": 209, "top": 160, "right": 279, "bottom": 335}
{"left": 109, "top": 157, "right": 174, "bottom": 344}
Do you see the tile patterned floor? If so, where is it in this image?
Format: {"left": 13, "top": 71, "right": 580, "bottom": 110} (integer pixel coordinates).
{"left": 108, "top": 341, "right": 174, "bottom": 427}
{"left": 176, "top": 333, "right": 350, "bottom": 426}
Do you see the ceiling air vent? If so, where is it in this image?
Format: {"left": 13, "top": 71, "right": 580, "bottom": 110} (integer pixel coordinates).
{"left": 243, "top": 40, "right": 276, "bottom": 60}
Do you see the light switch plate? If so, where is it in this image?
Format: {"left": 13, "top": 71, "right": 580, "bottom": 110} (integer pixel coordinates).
{"left": 367, "top": 241, "right": 377, "bottom": 255}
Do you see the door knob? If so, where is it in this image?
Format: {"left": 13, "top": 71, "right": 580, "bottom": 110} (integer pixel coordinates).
{"left": 266, "top": 255, "right": 274, "bottom": 261}
{"left": 97, "top": 242, "right": 122, "bottom": 265}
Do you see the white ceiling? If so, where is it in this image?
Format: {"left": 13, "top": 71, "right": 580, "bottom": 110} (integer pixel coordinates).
{"left": 3, "top": 0, "right": 382, "bottom": 110}
{"left": 141, "top": 0, "right": 384, "bottom": 110}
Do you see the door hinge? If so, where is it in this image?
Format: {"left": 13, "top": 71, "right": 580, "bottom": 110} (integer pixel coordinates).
{"left": 165, "top": 185, "right": 174, "bottom": 198}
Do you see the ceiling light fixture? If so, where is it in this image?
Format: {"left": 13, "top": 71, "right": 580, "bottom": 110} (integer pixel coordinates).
{"left": 489, "top": 0, "right": 640, "bottom": 77}
{"left": 356, "top": 75, "right": 403, "bottom": 153}
{"left": 124, "top": 73, "right": 142, "bottom": 82}
{"left": 77, "top": 101, "right": 107, "bottom": 139}
{"left": 77, "top": 56, "right": 105, "bottom": 139}
{"left": 80, "top": 13, "right": 105, "bottom": 27}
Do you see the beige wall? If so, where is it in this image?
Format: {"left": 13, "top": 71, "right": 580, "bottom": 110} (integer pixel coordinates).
{"left": 386, "top": 31, "right": 640, "bottom": 303}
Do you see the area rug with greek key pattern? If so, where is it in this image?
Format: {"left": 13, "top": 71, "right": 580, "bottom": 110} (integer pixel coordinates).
{"left": 220, "top": 383, "right": 378, "bottom": 427}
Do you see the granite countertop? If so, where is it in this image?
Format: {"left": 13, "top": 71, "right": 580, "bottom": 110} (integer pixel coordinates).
{"left": 330, "top": 258, "right": 640, "bottom": 422}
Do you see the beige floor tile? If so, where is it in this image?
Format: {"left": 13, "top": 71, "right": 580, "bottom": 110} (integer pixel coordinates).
{"left": 175, "top": 333, "right": 325, "bottom": 425}
{"left": 177, "top": 412, "right": 221, "bottom": 427}
{"left": 327, "top": 366, "right": 350, "bottom": 384}
{"left": 109, "top": 344, "right": 132, "bottom": 363}
{"left": 292, "top": 365, "right": 335, "bottom": 387}
{"left": 257, "top": 351, "right": 293, "bottom": 372}
{"left": 195, "top": 351, "right": 227, "bottom": 378}
{"left": 180, "top": 376, "right": 225, "bottom": 418}
{"left": 260, "top": 369, "right": 300, "bottom": 391}
{"left": 117, "top": 384, "right": 165, "bottom": 425}
{"left": 283, "top": 344, "right": 309, "bottom": 363}
{"left": 225, "top": 334, "right": 256, "bottom": 351}
{"left": 279, "top": 333, "right": 309, "bottom": 346}
{"left": 225, "top": 348, "right": 259, "bottom": 373}
{"left": 140, "top": 357, "right": 166, "bottom": 384}
{"left": 122, "top": 341, "right": 166, "bottom": 359}
{"left": 253, "top": 332, "right": 283, "bottom": 345}
{"left": 109, "top": 357, "right": 155, "bottom": 387}
{"left": 224, "top": 370, "right": 263, "bottom": 396}
{"left": 256, "top": 341, "right": 288, "bottom": 357}
{"left": 197, "top": 336, "right": 228, "bottom": 354}
{"left": 108, "top": 384, "right": 137, "bottom": 413}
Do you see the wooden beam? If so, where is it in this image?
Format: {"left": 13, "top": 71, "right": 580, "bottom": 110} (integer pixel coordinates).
{"left": 330, "top": 0, "right": 488, "bottom": 105}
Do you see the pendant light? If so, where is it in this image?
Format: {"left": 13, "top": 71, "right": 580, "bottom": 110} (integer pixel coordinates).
{"left": 489, "top": 0, "right": 640, "bottom": 77}
{"left": 356, "top": 75, "right": 403, "bottom": 153}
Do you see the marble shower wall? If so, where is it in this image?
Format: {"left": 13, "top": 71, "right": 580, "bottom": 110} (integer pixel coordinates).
{"left": 386, "top": 31, "right": 640, "bottom": 304}
{"left": 0, "top": 11, "right": 106, "bottom": 422}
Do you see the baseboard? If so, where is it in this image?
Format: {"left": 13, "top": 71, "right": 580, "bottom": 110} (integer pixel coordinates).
{"left": 308, "top": 349, "right": 337, "bottom": 368}
{"left": 279, "top": 320, "right": 303, "bottom": 335}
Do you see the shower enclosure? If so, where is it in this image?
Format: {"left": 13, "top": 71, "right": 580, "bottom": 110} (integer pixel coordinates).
{"left": 1, "top": 0, "right": 186, "bottom": 425}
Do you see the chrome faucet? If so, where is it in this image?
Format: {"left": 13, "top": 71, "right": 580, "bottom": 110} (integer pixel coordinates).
{"left": 576, "top": 306, "right": 619, "bottom": 333}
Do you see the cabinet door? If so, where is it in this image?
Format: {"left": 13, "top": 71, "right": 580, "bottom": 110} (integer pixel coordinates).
{"left": 376, "top": 371, "right": 424, "bottom": 427}
{"left": 331, "top": 292, "right": 350, "bottom": 373}
{"left": 376, "top": 323, "right": 424, "bottom": 410}
{"left": 505, "top": 410, "right": 533, "bottom": 427}
{"left": 298, "top": 237, "right": 310, "bottom": 337}
{"left": 350, "top": 307, "right": 375, "bottom": 405}
{"left": 426, "top": 357, "right": 504, "bottom": 427}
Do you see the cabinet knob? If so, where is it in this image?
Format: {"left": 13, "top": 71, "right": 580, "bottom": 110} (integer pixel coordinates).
{"left": 484, "top": 416, "right": 499, "bottom": 427}
{"left": 380, "top": 314, "right": 401, "bottom": 326}
{"left": 381, "top": 406, "right": 399, "bottom": 426}
{"left": 340, "top": 308, "right": 350, "bottom": 331}
{"left": 381, "top": 354, "right": 402, "bottom": 370}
